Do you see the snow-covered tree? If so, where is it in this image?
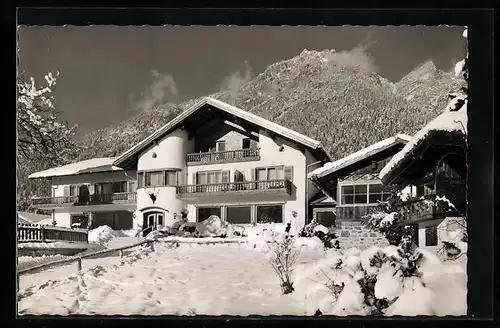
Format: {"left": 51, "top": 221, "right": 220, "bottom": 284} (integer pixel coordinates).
{"left": 17, "top": 71, "right": 78, "bottom": 164}
{"left": 17, "top": 71, "right": 79, "bottom": 211}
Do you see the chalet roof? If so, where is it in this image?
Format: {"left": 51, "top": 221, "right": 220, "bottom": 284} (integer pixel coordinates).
{"left": 28, "top": 157, "right": 122, "bottom": 179}
{"left": 113, "top": 97, "right": 330, "bottom": 167}
{"left": 308, "top": 134, "right": 412, "bottom": 179}
{"left": 17, "top": 211, "right": 51, "bottom": 224}
{"left": 310, "top": 195, "right": 337, "bottom": 206}
{"left": 379, "top": 103, "right": 468, "bottom": 184}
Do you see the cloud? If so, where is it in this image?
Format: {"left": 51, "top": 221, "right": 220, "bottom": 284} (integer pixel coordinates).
{"left": 218, "top": 61, "right": 253, "bottom": 95}
{"left": 326, "top": 33, "right": 379, "bottom": 74}
{"left": 132, "top": 69, "right": 179, "bottom": 111}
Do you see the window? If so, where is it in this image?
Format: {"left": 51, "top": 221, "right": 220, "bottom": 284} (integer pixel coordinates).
{"left": 145, "top": 171, "right": 163, "bottom": 187}
{"left": 138, "top": 170, "right": 180, "bottom": 188}
{"left": 255, "top": 166, "right": 289, "bottom": 181}
{"left": 196, "top": 170, "right": 228, "bottom": 185}
{"left": 317, "top": 211, "right": 336, "bottom": 227}
{"left": 112, "top": 181, "right": 128, "bottom": 193}
{"left": 242, "top": 138, "right": 251, "bottom": 149}
{"left": 70, "top": 185, "right": 78, "bottom": 196}
{"left": 216, "top": 141, "right": 226, "bottom": 152}
{"left": 234, "top": 170, "right": 245, "bottom": 182}
{"left": 226, "top": 206, "right": 252, "bottom": 224}
{"left": 257, "top": 205, "right": 283, "bottom": 223}
{"left": 197, "top": 207, "right": 222, "bottom": 222}
{"left": 425, "top": 225, "right": 438, "bottom": 246}
{"left": 137, "top": 173, "right": 144, "bottom": 188}
{"left": 340, "top": 182, "right": 390, "bottom": 205}
{"left": 165, "top": 171, "right": 177, "bottom": 186}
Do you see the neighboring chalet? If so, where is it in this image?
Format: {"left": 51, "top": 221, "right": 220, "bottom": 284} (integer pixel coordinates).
{"left": 308, "top": 134, "right": 412, "bottom": 224}
{"left": 30, "top": 97, "right": 330, "bottom": 234}
{"left": 379, "top": 105, "right": 467, "bottom": 249}
{"left": 28, "top": 157, "right": 137, "bottom": 230}
{"left": 307, "top": 134, "right": 412, "bottom": 249}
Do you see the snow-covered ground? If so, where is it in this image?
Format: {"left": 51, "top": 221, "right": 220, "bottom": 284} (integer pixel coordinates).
{"left": 17, "top": 238, "right": 467, "bottom": 316}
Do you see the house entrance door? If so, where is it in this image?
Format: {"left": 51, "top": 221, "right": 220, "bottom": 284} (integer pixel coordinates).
{"left": 142, "top": 212, "right": 164, "bottom": 236}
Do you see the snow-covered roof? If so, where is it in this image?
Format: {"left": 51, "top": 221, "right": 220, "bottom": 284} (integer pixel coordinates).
{"left": 379, "top": 103, "right": 468, "bottom": 182}
{"left": 113, "top": 97, "right": 330, "bottom": 167}
{"left": 28, "top": 157, "right": 122, "bottom": 179}
{"left": 308, "top": 134, "right": 412, "bottom": 179}
{"left": 310, "top": 195, "right": 337, "bottom": 205}
{"left": 18, "top": 211, "right": 51, "bottom": 224}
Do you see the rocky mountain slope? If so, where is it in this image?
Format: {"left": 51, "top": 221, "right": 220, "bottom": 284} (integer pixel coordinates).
{"left": 76, "top": 49, "right": 465, "bottom": 162}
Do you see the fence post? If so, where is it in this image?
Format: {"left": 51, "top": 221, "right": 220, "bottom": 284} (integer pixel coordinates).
{"left": 77, "top": 258, "right": 82, "bottom": 272}
{"left": 119, "top": 250, "right": 123, "bottom": 258}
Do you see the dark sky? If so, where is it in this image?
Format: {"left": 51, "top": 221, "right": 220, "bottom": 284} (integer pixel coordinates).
{"left": 18, "top": 26, "right": 466, "bottom": 138}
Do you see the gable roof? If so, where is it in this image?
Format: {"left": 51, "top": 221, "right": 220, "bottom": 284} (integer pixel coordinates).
{"left": 29, "top": 157, "right": 122, "bottom": 179}
{"left": 379, "top": 104, "right": 468, "bottom": 184}
{"left": 308, "top": 134, "right": 412, "bottom": 180}
{"left": 113, "top": 97, "right": 330, "bottom": 167}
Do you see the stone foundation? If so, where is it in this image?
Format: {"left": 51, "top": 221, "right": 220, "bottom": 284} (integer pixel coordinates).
{"left": 334, "top": 220, "right": 388, "bottom": 250}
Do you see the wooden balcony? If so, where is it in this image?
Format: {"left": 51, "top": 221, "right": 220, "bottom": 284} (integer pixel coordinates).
{"left": 186, "top": 148, "right": 260, "bottom": 166}
{"left": 31, "top": 192, "right": 137, "bottom": 209}
{"left": 176, "top": 179, "right": 292, "bottom": 199}
{"left": 397, "top": 194, "right": 455, "bottom": 224}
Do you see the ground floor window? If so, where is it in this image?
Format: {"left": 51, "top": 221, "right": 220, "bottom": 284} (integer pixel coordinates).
{"left": 197, "top": 207, "right": 222, "bottom": 222}
{"left": 70, "top": 214, "right": 88, "bottom": 228}
{"left": 425, "top": 225, "right": 438, "bottom": 246}
{"left": 256, "top": 205, "right": 283, "bottom": 223}
{"left": 316, "top": 211, "right": 336, "bottom": 227}
{"left": 226, "top": 206, "right": 252, "bottom": 224}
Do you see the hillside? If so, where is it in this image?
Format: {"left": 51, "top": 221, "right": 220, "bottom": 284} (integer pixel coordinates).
{"left": 76, "top": 49, "right": 464, "bottom": 162}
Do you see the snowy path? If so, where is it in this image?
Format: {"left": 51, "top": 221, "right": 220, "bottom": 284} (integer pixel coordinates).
{"left": 18, "top": 243, "right": 310, "bottom": 316}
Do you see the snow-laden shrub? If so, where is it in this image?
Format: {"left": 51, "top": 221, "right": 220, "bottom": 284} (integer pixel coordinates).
{"left": 88, "top": 225, "right": 126, "bottom": 246}
{"left": 195, "top": 215, "right": 229, "bottom": 238}
{"left": 299, "top": 221, "right": 340, "bottom": 249}
{"left": 267, "top": 232, "right": 300, "bottom": 295}
{"left": 296, "top": 244, "right": 466, "bottom": 316}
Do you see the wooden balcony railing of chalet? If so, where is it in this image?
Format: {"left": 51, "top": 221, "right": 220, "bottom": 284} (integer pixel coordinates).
{"left": 186, "top": 148, "right": 260, "bottom": 165}
{"left": 18, "top": 223, "right": 89, "bottom": 243}
{"left": 176, "top": 179, "right": 292, "bottom": 196}
{"left": 397, "top": 194, "right": 454, "bottom": 224}
{"left": 31, "top": 192, "right": 137, "bottom": 208}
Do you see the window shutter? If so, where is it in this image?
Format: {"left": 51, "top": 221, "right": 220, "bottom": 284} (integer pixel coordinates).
{"left": 284, "top": 166, "right": 293, "bottom": 181}
{"left": 137, "top": 173, "right": 143, "bottom": 188}
{"left": 250, "top": 169, "right": 255, "bottom": 181}
{"left": 192, "top": 173, "right": 197, "bottom": 184}
{"left": 63, "top": 186, "right": 70, "bottom": 196}
{"left": 222, "top": 170, "right": 230, "bottom": 183}
{"left": 250, "top": 139, "right": 258, "bottom": 149}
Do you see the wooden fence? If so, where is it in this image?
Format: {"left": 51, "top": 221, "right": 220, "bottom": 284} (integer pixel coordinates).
{"left": 17, "top": 224, "right": 89, "bottom": 243}
{"left": 17, "top": 239, "right": 158, "bottom": 276}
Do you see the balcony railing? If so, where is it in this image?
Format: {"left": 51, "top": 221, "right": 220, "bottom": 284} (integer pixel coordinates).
{"left": 186, "top": 148, "right": 260, "bottom": 166}
{"left": 397, "top": 194, "right": 454, "bottom": 224}
{"left": 17, "top": 223, "right": 88, "bottom": 243}
{"left": 31, "top": 192, "right": 137, "bottom": 208}
{"left": 176, "top": 179, "right": 292, "bottom": 198}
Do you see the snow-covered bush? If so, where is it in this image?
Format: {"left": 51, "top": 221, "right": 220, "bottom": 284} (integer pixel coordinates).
{"left": 267, "top": 232, "right": 300, "bottom": 295}
{"left": 298, "top": 244, "right": 466, "bottom": 316}
{"left": 194, "top": 215, "right": 229, "bottom": 238}
{"left": 299, "top": 221, "right": 340, "bottom": 249}
{"left": 88, "top": 225, "right": 126, "bottom": 246}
